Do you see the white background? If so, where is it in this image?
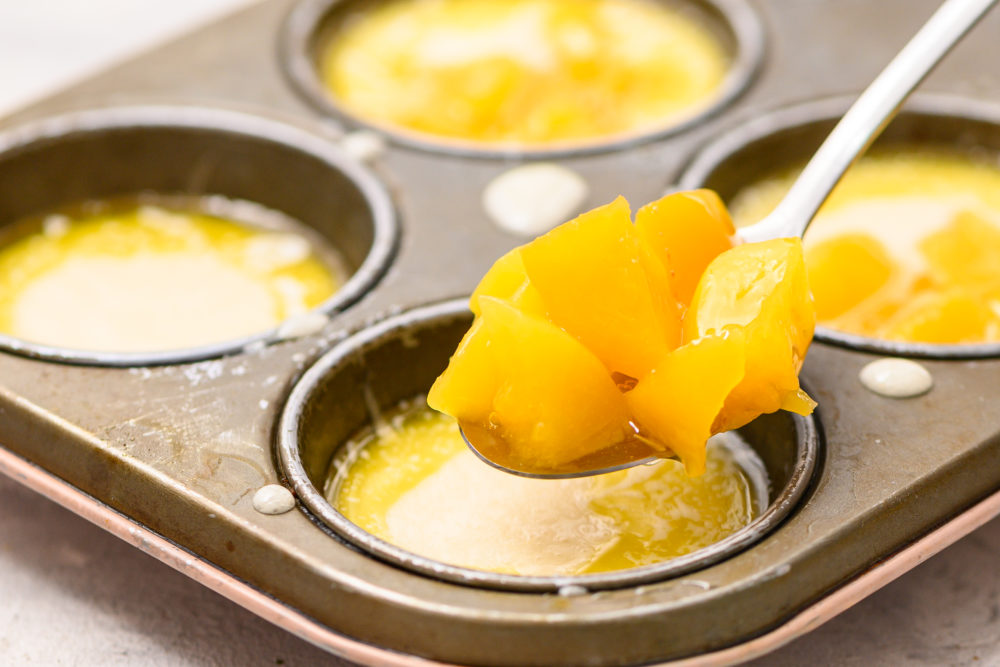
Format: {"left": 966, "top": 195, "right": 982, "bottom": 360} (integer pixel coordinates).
{"left": 0, "top": 0, "right": 253, "bottom": 117}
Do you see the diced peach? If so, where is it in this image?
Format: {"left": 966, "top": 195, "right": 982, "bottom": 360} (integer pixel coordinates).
{"left": 430, "top": 194, "right": 816, "bottom": 478}
{"left": 880, "top": 289, "right": 1000, "bottom": 343}
{"left": 797, "top": 210, "right": 1000, "bottom": 343}
{"left": 427, "top": 317, "right": 497, "bottom": 423}
{"left": 475, "top": 296, "right": 633, "bottom": 469}
{"left": 635, "top": 189, "right": 737, "bottom": 307}
{"left": 520, "top": 196, "right": 679, "bottom": 378}
{"left": 805, "top": 233, "right": 894, "bottom": 320}
{"left": 471, "top": 248, "right": 529, "bottom": 313}
{"left": 685, "top": 239, "right": 815, "bottom": 431}
{"left": 627, "top": 331, "right": 746, "bottom": 476}
{"left": 507, "top": 280, "right": 548, "bottom": 316}
{"left": 920, "top": 211, "right": 1000, "bottom": 287}
{"left": 470, "top": 247, "right": 547, "bottom": 317}
{"left": 781, "top": 388, "right": 818, "bottom": 416}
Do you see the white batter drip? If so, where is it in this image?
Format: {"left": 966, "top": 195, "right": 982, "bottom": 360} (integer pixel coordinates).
{"left": 252, "top": 484, "right": 296, "bottom": 515}
{"left": 340, "top": 130, "right": 387, "bottom": 163}
{"left": 483, "top": 163, "right": 589, "bottom": 236}
{"left": 859, "top": 357, "right": 933, "bottom": 398}
{"left": 275, "top": 311, "right": 329, "bottom": 341}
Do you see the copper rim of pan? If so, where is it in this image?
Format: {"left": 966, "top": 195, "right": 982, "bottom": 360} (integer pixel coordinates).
{"left": 676, "top": 93, "right": 1000, "bottom": 360}
{"left": 0, "top": 105, "right": 399, "bottom": 367}
{"left": 278, "top": 0, "right": 766, "bottom": 159}
{"left": 277, "top": 298, "right": 821, "bottom": 593}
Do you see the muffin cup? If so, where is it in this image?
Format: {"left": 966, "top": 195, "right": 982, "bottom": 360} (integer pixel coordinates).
{"left": 279, "top": 0, "right": 765, "bottom": 158}
{"left": 0, "top": 105, "right": 398, "bottom": 365}
{"left": 677, "top": 94, "right": 1000, "bottom": 359}
{"left": 278, "top": 299, "right": 821, "bottom": 592}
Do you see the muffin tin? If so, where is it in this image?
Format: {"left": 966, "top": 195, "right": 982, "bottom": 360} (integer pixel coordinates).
{"left": 1, "top": 0, "right": 1000, "bottom": 665}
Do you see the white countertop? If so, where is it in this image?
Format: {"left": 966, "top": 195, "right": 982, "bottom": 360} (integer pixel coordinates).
{"left": 1, "top": 2, "right": 999, "bottom": 665}
{"left": 0, "top": 0, "right": 253, "bottom": 118}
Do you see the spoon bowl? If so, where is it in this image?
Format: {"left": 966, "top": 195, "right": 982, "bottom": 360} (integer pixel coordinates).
{"left": 463, "top": 0, "right": 998, "bottom": 479}
{"left": 460, "top": 421, "right": 672, "bottom": 479}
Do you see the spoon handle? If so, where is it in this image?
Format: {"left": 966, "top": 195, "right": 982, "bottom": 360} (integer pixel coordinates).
{"left": 740, "top": 0, "right": 998, "bottom": 244}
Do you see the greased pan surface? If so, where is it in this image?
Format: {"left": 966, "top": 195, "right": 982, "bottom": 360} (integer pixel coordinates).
{"left": 0, "top": 0, "right": 999, "bottom": 665}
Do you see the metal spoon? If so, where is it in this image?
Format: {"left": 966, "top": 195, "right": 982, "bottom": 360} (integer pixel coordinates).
{"left": 463, "top": 0, "right": 999, "bottom": 479}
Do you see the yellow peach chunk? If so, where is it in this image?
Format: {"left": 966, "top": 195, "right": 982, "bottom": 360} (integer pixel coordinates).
{"left": 920, "top": 211, "right": 1000, "bottom": 288}
{"left": 685, "top": 239, "right": 815, "bottom": 431}
{"left": 431, "top": 194, "right": 817, "bottom": 478}
{"left": 627, "top": 331, "right": 746, "bottom": 476}
{"left": 475, "top": 296, "right": 633, "bottom": 470}
{"left": 780, "top": 388, "right": 818, "bottom": 416}
{"left": 879, "top": 289, "right": 1000, "bottom": 343}
{"left": 427, "top": 317, "right": 497, "bottom": 423}
{"left": 520, "top": 196, "right": 679, "bottom": 378}
{"left": 470, "top": 248, "right": 547, "bottom": 317}
{"left": 805, "top": 233, "right": 894, "bottom": 321}
{"left": 635, "top": 189, "right": 737, "bottom": 307}
{"left": 471, "top": 248, "right": 527, "bottom": 312}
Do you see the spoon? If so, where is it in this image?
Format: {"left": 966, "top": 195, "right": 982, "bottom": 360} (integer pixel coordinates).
{"left": 463, "top": 0, "right": 999, "bottom": 479}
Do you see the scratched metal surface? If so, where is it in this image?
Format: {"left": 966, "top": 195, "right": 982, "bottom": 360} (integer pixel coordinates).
{"left": 0, "top": 0, "right": 999, "bottom": 665}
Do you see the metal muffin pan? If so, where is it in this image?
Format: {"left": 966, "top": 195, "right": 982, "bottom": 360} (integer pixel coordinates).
{"left": 278, "top": 299, "right": 819, "bottom": 592}
{"left": 0, "top": 105, "right": 398, "bottom": 365}
{"left": 0, "top": 0, "right": 999, "bottom": 664}
{"left": 280, "top": 0, "right": 765, "bottom": 158}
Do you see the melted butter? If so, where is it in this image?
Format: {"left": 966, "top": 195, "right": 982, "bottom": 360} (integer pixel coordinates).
{"left": 730, "top": 149, "right": 1000, "bottom": 343}
{"left": 328, "top": 399, "right": 764, "bottom": 576}
{"left": 0, "top": 200, "right": 340, "bottom": 352}
{"left": 319, "top": 0, "right": 729, "bottom": 146}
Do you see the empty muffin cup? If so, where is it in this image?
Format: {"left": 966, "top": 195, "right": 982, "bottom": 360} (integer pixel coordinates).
{"left": 678, "top": 95, "right": 1000, "bottom": 359}
{"left": 278, "top": 299, "right": 820, "bottom": 592}
{"left": 0, "top": 106, "right": 398, "bottom": 365}
{"left": 280, "top": 0, "right": 764, "bottom": 156}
